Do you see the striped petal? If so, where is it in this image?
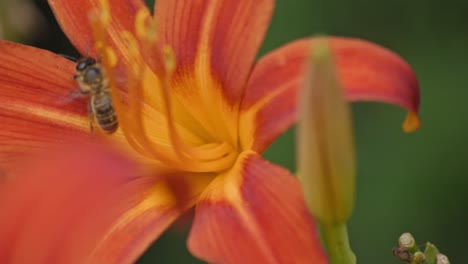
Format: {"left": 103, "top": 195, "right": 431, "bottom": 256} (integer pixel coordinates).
{"left": 239, "top": 37, "right": 421, "bottom": 152}
{"left": 152, "top": 0, "right": 274, "bottom": 145}
{"left": 0, "top": 140, "right": 208, "bottom": 263}
{"left": 0, "top": 41, "right": 88, "bottom": 171}
{"left": 48, "top": 0, "right": 146, "bottom": 64}
{"left": 187, "top": 151, "right": 327, "bottom": 264}
{"left": 154, "top": 0, "right": 274, "bottom": 104}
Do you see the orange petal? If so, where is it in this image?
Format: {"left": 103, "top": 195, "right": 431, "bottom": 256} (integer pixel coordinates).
{"left": 0, "top": 41, "right": 88, "bottom": 171}
{"left": 239, "top": 37, "right": 421, "bottom": 152}
{"left": 0, "top": 139, "right": 207, "bottom": 264}
{"left": 187, "top": 151, "right": 327, "bottom": 264}
{"left": 154, "top": 0, "right": 274, "bottom": 103}
{"left": 48, "top": 0, "right": 146, "bottom": 62}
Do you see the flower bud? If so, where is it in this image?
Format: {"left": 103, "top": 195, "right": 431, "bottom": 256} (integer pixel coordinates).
{"left": 412, "top": 252, "right": 426, "bottom": 263}
{"left": 399, "top": 232, "right": 416, "bottom": 249}
{"left": 297, "top": 39, "right": 355, "bottom": 224}
{"left": 436, "top": 254, "right": 450, "bottom": 264}
{"left": 392, "top": 247, "right": 412, "bottom": 262}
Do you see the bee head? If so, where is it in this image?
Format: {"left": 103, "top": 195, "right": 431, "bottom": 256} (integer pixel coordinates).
{"left": 83, "top": 67, "right": 103, "bottom": 86}
{"left": 75, "top": 57, "right": 104, "bottom": 88}
{"left": 75, "top": 57, "right": 96, "bottom": 72}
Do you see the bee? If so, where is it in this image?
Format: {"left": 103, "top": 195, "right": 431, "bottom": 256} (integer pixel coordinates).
{"left": 73, "top": 57, "right": 118, "bottom": 134}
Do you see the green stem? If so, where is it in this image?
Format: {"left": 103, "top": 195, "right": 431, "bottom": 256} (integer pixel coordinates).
{"left": 320, "top": 223, "right": 356, "bottom": 264}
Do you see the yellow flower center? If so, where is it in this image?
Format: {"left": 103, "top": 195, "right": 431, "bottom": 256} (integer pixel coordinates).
{"left": 89, "top": 0, "right": 239, "bottom": 173}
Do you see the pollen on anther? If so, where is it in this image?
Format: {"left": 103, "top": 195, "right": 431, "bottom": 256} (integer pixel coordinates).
{"left": 135, "top": 8, "right": 157, "bottom": 43}
{"left": 102, "top": 47, "right": 117, "bottom": 67}
{"left": 162, "top": 46, "right": 176, "bottom": 73}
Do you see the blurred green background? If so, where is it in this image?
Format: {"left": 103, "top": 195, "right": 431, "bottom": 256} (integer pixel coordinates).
{"left": 3, "top": 0, "right": 467, "bottom": 263}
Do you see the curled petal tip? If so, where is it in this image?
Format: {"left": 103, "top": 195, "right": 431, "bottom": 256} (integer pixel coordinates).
{"left": 241, "top": 37, "right": 421, "bottom": 152}
{"left": 403, "top": 111, "right": 420, "bottom": 133}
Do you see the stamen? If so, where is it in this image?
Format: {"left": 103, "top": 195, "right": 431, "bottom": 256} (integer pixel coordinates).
{"left": 89, "top": 1, "right": 181, "bottom": 166}
{"left": 132, "top": 28, "right": 237, "bottom": 170}
{"left": 157, "top": 45, "right": 193, "bottom": 160}
{"left": 89, "top": 4, "right": 238, "bottom": 173}
{"left": 102, "top": 47, "right": 117, "bottom": 67}
{"left": 89, "top": 4, "right": 158, "bottom": 160}
{"left": 97, "top": 0, "right": 110, "bottom": 24}
{"left": 134, "top": 8, "right": 161, "bottom": 73}
{"left": 121, "top": 32, "right": 183, "bottom": 167}
{"left": 155, "top": 45, "right": 239, "bottom": 170}
{"left": 162, "top": 46, "right": 176, "bottom": 73}
{"left": 135, "top": 8, "right": 157, "bottom": 44}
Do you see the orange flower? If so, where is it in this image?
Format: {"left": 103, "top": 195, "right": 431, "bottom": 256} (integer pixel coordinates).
{"left": 0, "top": 0, "right": 420, "bottom": 263}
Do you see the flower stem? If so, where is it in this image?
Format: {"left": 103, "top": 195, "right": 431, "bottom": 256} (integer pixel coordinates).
{"left": 320, "top": 223, "right": 356, "bottom": 264}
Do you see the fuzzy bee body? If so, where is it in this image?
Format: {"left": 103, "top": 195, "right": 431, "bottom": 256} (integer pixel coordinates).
{"left": 90, "top": 91, "right": 118, "bottom": 133}
{"left": 73, "top": 57, "right": 118, "bottom": 134}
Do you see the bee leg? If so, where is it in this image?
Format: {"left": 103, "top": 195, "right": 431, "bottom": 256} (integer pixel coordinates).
{"left": 88, "top": 102, "right": 95, "bottom": 133}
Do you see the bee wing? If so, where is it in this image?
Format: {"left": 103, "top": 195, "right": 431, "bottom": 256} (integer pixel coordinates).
{"left": 57, "top": 89, "right": 88, "bottom": 105}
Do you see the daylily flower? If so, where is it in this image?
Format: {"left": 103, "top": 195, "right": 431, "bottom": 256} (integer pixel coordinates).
{"left": 0, "top": 0, "right": 420, "bottom": 263}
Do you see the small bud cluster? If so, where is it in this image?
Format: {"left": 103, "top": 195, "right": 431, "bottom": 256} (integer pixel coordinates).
{"left": 392, "top": 232, "right": 450, "bottom": 264}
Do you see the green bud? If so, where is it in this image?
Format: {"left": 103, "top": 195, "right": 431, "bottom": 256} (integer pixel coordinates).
{"left": 297, "top": 39, "right": 355, "bottom": 224}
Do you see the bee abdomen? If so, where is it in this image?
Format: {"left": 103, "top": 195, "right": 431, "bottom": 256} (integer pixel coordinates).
{"left": 92, "top": 93, "right": 118, "bottom": 133}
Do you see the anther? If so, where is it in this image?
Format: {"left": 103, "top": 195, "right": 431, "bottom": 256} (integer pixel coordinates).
{"left": 162, "top": 46, "right": 176, "bottom": 74}
{"left": 135, "top": 8, "right": 157, "bottom": 43}
{"left": 97, "top": 0, "right": 111, "bottom": 24}
{"left": 102, "top": 47, "right": 117, "bottom": 67}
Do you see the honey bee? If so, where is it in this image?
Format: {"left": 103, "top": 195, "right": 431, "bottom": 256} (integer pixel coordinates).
{"left": 73, "top": 57, "right": 118, "bottom": 134}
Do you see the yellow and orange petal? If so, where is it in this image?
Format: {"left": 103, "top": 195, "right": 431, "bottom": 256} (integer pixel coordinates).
{"left": 187, "top": 151, "right": 327, "bottom": 264}
{"left": 152, "top": 0, "right": 276, "bottom": 152}
{"left": 49, "top": 0, "right": 146, "bottom": 67}
{"left": 239, "top": 37, "right": 421, "bottom": 153}
{"left": 0, "top": 140, "right": 208, "bottom": 264}
{"left": 76, "top": 0, "right": 243, "bottom": 173}
{"left": 49, "top": 0, "right": 275, "bottom": 154}
{"left": 0, "top": 0, "right": 423, "bottom": 263}
{"left": 0, "top": 41, "right": 88, "bottom": 171}
{"left": 0, "top": 37, "right": 214, "bottom": 263}
{"left": 0, "top": 40, "right": 159, "bottom": 173}
{"left": 154, "top": 0, "right": 273, "bottom": 104}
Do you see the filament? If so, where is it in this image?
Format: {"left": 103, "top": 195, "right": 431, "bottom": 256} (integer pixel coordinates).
{"left": 90, "top": 2, "right": 238, "bottom": 172}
